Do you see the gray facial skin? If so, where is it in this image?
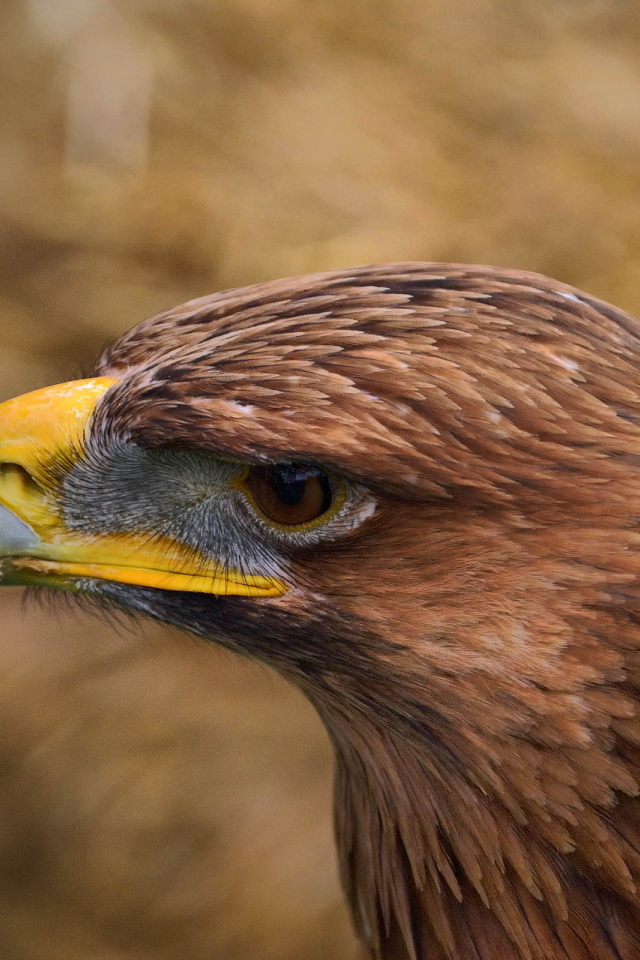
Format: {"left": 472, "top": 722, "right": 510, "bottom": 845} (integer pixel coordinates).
{"left": 62, "top": 441, "right": 289, "bottom": 584}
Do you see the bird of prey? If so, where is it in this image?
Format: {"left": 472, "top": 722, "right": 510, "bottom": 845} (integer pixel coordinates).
{"left": 0, "top": 262, "right": 640, "bottom": 960}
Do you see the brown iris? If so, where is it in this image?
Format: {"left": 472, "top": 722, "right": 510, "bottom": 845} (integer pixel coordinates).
{"left": 247, "top": 464, "right": 333, "bottom": 526}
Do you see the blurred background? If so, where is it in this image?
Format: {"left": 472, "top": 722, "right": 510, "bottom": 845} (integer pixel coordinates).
{"left": 1, "top": 0, "right": 640, "bottom": 957}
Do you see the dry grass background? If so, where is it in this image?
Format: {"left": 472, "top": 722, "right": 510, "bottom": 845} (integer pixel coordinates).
{"left": 0, "top": 0, "right": 640, "bottom": 957}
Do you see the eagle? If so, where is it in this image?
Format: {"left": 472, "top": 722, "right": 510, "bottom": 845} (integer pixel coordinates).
{"left": 0, "top": 262, "right": 639, "bottom": 960}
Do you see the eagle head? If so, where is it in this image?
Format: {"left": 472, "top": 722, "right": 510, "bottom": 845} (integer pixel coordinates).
{"left": 1, "top": 263, "right": 640, "bottom": 960}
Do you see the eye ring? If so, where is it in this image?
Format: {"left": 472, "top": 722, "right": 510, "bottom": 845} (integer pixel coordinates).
{"left": 240, "top": 463, "right": 346, "bottom": 531}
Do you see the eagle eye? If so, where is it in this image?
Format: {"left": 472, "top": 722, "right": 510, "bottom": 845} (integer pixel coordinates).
{"left": 246, "top": 464, "right": 334, "bottom": 527}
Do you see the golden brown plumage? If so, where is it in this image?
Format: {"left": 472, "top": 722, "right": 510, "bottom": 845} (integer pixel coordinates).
{"left": 2, "top": 262, "right": 640, "bottom": 958}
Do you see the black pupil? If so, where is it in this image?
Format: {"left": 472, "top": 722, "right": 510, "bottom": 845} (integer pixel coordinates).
{"left": 269, "top": 465, "right": 332, "bottom": 513}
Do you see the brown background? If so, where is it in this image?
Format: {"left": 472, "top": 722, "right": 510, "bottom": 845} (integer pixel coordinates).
{"left": 0, "top": 1, "right": 639, "bottom": 957}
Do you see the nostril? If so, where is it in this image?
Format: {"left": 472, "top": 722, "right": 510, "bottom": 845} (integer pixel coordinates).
{"left": 0, "top": 463, "right": 47, "bottom": 504}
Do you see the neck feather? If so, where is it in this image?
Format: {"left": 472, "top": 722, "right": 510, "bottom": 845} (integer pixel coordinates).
{"left": 318, "top": 702, "right": 640, "bottom": 960}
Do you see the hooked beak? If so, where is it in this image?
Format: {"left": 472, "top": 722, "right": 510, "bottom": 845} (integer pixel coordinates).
{"left": 0, "top": 379, "right": 285, "bottom": 598}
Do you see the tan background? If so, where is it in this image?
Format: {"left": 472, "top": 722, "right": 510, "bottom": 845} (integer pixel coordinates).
{"left": 0, "top": 1, "right": 640, "bottom": 957}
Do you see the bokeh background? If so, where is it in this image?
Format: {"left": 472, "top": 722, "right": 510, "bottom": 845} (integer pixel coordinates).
{"left": 1, "top": 1, "right": 640, "bottom": 957}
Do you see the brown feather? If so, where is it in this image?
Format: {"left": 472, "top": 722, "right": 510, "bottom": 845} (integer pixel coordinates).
{"left": 94, "top": 262, "right": 640, "bottom": 958}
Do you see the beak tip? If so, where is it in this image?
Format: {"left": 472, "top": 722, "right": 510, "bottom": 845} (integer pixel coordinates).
{"left": 0, "top": 503, "right": 41, "bottom": 558}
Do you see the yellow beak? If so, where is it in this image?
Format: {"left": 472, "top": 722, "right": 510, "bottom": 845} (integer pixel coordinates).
{"left": 0, "top": 379, "right": 285, "bottom": 598}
